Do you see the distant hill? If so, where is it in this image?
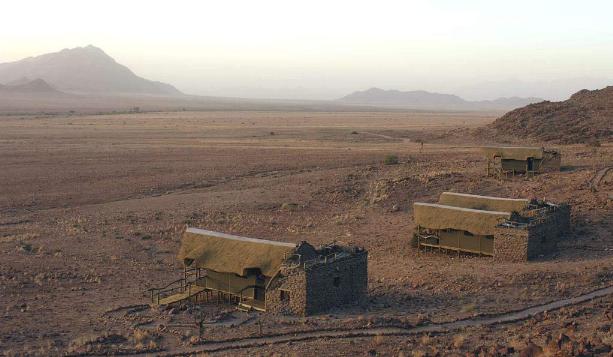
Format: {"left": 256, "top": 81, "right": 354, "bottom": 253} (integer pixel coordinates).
{"left": 0, "top": 45, "right": 181, "bottom": 95}
{"left": 338, "top": 87, "right": 542, "bottom": 110}
{"left": 490, "top": 86, "right": 613, "bottom": 143}
{"left": 6, "top": 77, "right": 35, "bottom": 86}
{"left": 0, "top": 78, "right": 60, "bottom": 93}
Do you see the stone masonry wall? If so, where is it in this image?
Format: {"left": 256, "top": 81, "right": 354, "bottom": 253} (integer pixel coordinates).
{"left": 493, "top": 228, "right": 529, "bottom": 262}
{"left": 304, "top": 252, "right": 368, "bottom": 316}
{"left": 493, "top": 204, "right": 571, "bottom": 262}
{"left": 265, "top": 266, "right": 307, "bottom": 316}
{"left": 266, "top": 251, "right": 368, "bottom": 316}
{"left": 526, "top": 204, "right": 571, "bottom": 259}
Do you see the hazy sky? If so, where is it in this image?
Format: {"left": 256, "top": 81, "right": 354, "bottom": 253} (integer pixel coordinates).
{"left": 1, "top": 0, "right": 612, "bottom": 100}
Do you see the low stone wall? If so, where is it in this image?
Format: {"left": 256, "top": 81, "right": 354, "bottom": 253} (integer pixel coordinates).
{"left": 493, "top": 204, "right": 571, "bottom": 262}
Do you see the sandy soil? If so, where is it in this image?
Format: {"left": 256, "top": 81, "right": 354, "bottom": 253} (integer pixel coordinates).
{"left": 0, "top": 110, "right": 611, "bottom": 356}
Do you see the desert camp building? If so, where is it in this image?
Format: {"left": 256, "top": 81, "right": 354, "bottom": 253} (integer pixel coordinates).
{"left": 150, "top": 228, "right": 368, "bottom": 316}
{"left": 482, "top": 146, "right": 561, "bottom": 177}
{"left": 413, "top": 192, "right": 570, "bottom": 262}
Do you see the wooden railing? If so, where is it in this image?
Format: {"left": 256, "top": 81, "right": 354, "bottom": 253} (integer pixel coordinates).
{"left": 146, "top": 268, "right": 203, "bottom": 304}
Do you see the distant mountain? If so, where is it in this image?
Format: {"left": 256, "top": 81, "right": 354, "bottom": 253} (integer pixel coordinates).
{"left": 6, "top": 76, "right": 35, "bottom": 86}
{"left": 338, "top": 87, "right": 542, "bottom": 110}
{"left": 0, "top": 45, "right": 182, "bottom": 95}
{"left": 339, "top": 88, "right": 465, "bottom": 107}
{"left": 0, "top": 78, "right": 60, "bottom": 93}
{"left": 490, "top": 86, "right": 613, "bottom": 143}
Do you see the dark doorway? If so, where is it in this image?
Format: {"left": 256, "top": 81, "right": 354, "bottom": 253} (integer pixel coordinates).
{"left": 527, "top": 157, "right": 534, "bottom": 171}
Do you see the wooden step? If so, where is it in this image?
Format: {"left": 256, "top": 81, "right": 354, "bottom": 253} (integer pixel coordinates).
{"left": 237, "top": 302, "right": 265, "bottom": 312}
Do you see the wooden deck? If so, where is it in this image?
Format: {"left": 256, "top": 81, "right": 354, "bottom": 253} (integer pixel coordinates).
{"left": 155, "top": 285, "right": 207, "bottom": 306}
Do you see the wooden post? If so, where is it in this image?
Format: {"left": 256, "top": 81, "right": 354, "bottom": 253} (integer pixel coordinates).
{"left": 457, "top": 234, "right": 460, "bottom": 257}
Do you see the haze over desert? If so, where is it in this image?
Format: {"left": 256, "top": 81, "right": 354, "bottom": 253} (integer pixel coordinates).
{"left": 1, "top": 1, "right": 612, "bottom": 356}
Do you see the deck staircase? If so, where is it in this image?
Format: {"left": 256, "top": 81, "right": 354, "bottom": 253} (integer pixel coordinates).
{"left": 148, "top": 270, "right": 268, "bottom": 312}
{"left": 147, "top": 268, "right": 204, "bottom": 306}
{"left": 156, "top": 284, "right": 206, "bottom": 306}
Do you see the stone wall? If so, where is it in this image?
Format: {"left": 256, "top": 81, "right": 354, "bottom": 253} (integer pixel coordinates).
{"left": 526, "top": 204, "right": 571, "bottom": 259}
{"left": 493, "top": 227, "right": 529, "bottom": 262}
{"left": 493, "top": 204, "right": 571, "bottom": 262}
{"left": 266, "top": 250, "right": 368, "bottom": 316}
{"left": 265, "top": 266, "right": 308, "bottom": 316}
{"left": 304, "top": 251, "right": 368, "bottom": 316}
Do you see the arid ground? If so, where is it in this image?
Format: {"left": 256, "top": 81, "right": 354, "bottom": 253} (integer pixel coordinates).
{"left": 0, "top": 111, "right": 611, "bottom": 356}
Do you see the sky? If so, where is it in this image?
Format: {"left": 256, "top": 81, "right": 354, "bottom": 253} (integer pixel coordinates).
{"left": 1, "top": 0, "right": 612, "bottom": 100}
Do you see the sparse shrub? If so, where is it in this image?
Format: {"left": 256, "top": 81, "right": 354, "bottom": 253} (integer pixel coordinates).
{"left": 384, "top": 154, "right": 399, "bottom": 165}
{"left": 280, "top": 202, "right": 301, "bottom": 211}
{"left": 351, "top": 130, "right": 359, "bottom": 135}
{"left": 18, "top": 241, "right": 33, "bottom": 253}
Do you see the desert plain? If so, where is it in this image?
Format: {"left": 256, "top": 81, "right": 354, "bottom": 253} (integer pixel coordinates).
{"left": 0, "top": 110, "right": 612, "bottom": 356}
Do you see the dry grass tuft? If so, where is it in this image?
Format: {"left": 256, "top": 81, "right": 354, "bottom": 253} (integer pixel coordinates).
{"left": 132, "top": 329, "right": 150, "bottom": 344}
{"left": 419, "top": 334, "right": 431, "bottom": 346}
{"left": 372, "top": 334, "right": 386, "bottom": 346}
{"left": 460, "top": 303, "right": 476, "bottom": 313}
{"left": 452, "top": 334, "right": 466, "bottom": 349}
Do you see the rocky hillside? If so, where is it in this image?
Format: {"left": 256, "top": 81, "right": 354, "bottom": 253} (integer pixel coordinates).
{"left": 0, "top": 46, "right": 181, "bottom": 95}
{"left": 490, "top": 86, "right": 613, "bottom": 144}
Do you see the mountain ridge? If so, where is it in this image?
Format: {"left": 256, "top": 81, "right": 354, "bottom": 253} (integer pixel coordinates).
{"left": 0, "top": 45, "right": 182, "bottom": 96}
{"left": 338, "top": 87, "right": 543, "bottom": 110}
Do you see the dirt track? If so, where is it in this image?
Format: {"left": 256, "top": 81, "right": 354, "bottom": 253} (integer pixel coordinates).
{"left": 157, "top": 285, "right": 613, "bottom": 356}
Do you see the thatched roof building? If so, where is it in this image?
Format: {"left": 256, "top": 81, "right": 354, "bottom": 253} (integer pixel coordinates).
{"left": 178, "top": 228, "right": 297, "bottom": 277}
{"left": 151, "top": 228, "right": 368, "bottom": 316}
{"left": 413, "top": 192, "right": 570, "bottom": 261}
{"left": 481, "top": 146, "right": 561, "bottom": 177}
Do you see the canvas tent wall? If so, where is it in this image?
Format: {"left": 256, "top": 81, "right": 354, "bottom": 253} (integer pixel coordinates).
{"left": 436, "top": 229, "right": 494, "bottom": 255}
{"left": 482, "top": 146, "right": 560, "bottom": 176}
{"left": 413, "top": 202, "right": 511, "bottom": 236}
{"left": 439, "top": 192, "right": 529, "bottom": 213}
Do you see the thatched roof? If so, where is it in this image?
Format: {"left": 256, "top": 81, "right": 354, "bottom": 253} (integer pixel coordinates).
{"left": 414, "top": 203, "right": 511, "bottom": 236}
{"left": 439, "top": 192, "right": 529, "bottom": 213}
{"left": 177, "top": 228, "right": 296, "bottom": 277}
{"left": 481, "top": 146, "right": 544, "bottom": 160}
